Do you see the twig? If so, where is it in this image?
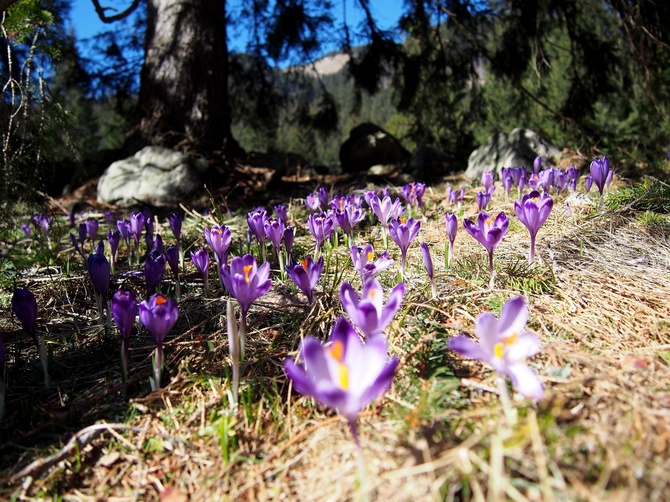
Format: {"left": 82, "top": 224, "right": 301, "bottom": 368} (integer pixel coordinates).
{"left": 7, "top": 422, "right": 193, "bottom": 486}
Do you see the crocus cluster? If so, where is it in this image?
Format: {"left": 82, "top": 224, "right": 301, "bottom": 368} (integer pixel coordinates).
{"left": 514, "top": 190, "right": 553, "bottom": 263}
{"left": 463, "top": 211, "right": 509, "bottom": 288}
{"left": 389, "top": 217, "right": 421, "bottom": 277}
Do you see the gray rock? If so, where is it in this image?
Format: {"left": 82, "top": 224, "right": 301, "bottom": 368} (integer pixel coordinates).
{"left": 340, "top": 123, "right": 409, "bottom": 174}
{"left": 465, "top": 128, "right": 561, "bottom": 180}
{"left": 97, "top": 147, "right": 208, "bottom": 207}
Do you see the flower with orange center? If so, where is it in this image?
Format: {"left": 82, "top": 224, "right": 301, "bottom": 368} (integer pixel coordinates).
{"left": 448, "top": 296, "right": 543, "bottom": 400}
{"left": 286, "top": 255, "right": 324, "bottom": 304}
{"left": 220, "top": 254, "right": 272, "bottom": 316}
{"left": 340, "top": 278, "right": 405, "bottom": 339}
{"left": 350, "top": 243, "right": 394, "bottom": 281}
{"left": 284, "top": 317, "right": 399, "bottom": 442}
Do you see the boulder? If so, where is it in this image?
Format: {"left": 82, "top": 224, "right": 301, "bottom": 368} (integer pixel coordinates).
{"left": 409, "top": 146, "right": 453, "bottom": 181}
{"left": 340, "top": 123, "right": 409, "bottom": 174}
{"left": 97, "top": 146, "right": 208, "bottom": 207}
{"left": 465, "top": 128, "right": 561, "bottom": 180}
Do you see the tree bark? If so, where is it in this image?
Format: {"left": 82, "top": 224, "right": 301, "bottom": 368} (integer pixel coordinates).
{"left": 133, "top": 0, "right": 239, "bottom": 157}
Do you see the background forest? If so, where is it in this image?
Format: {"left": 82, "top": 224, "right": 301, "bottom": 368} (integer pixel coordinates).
{"left": 1, "top": 0, "right": 670, "bottom": 203}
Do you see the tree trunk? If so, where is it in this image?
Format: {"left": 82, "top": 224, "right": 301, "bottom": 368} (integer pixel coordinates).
{"left": 134, "top": 0, "right": 239, "bottom": 156}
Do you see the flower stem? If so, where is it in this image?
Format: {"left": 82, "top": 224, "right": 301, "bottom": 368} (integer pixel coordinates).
{"left": 529, "top": 233, "right": 536, "bottom": 264}
{"left": 497, "top": 375, "right": 516, "bottom": 426}
{"left": 239, "top": 310, "right": 247, "bottom": 362}
{"left": 488, "top": 251, "right": 495, "bottom": 290}
{"left": 39, "top": 338, "right": 51, "bottom": 388}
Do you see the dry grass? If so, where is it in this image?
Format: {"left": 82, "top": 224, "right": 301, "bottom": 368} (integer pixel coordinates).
{"left": 1, "top": 176, "right": 670, "bottom": 501}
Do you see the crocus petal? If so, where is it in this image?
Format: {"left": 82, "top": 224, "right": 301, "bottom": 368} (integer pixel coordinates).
{"left": 505, "top": 331, "right": 542, "bottom": 360}
{"left": 497, "top": 296, "right": 528, "bottom": 338}
{"left": 448, "top": 335, "right": 485, "bottom": 361}
{"left": 506, "top": 363, "right": 544, "bottom": 400}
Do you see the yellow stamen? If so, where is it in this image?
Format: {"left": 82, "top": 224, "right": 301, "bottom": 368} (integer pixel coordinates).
{"left": 300, "top": 258, "right": 309, "bottom": 271}
{"left": 366, "top": 252, "right": 375, "bottom": 263}
{"left": 494, "top": 333, "right": 518, "bottom": 358}
{"left": 155, "top": 295, "right": 167, "bottom": 306}
{"left": 243, "top": 264, "right": 253, "bottom": 284}
{"left": 338, "top": 364, "right": 349, "bottom": 390}
{"left": 368, "top": 289, "right": 377, "bottom": 299}
{"left": 494, "top": 341, "right": 504, "bottom": 359}
{"left": 399, "top": 217, "right": 406, "bottom": 224}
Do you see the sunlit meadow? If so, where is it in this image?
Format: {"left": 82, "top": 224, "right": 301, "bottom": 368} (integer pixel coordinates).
{"left": 1, "top": 157, "right": 670, "bottom": 500}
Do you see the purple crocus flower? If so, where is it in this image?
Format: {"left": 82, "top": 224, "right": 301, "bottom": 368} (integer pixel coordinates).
{"left": 388, "top": 217, "right": 421, "bottom": 275}
{"left": 585, "top": 175, "right": 593, "bottom": 193}
{"left": 538, "top": 169, "right": 554, "bottom": 193}
{"left": 21, "top": 224, "right": 31, "bottom": 239}
{"left": 350, "top": 243, "right": 394, "bottom": 281}
{"left": 168, "top": 212, "right": 182, "bottom": 245}
{"left": 220, "top": 254, "right": 272, "bottom": 317}
{"left": 108, "top": 229, "right": 120, "bottom": 268}
{"left": 190, "top": 248, "right": 210, "bottom": 297}
{"left": 286, "top": 256, "right": 324, "bottom": 304}
{"left": 220, "top": 254, "right": 272, "bottom": 358}
{"left": 32, "top": 213, "right": 51, "bottom": 237}
{"left": 283, "top": 226, "right": 294, "bottom": 258}
{"left": 112, "top": 290, "right": 138, "bottom": 344}
{"left": 476, "top": 191, "right": 491, "bottom": 211}
{"left": 129, "top": 212, "right": 145, "bottom": 261}
{"left": 263, "top": 217, "right": 285, "bottom": 251}
{"left": 305, "top": 193, "right": 321, "bottom": 211}
{"left": 86, "top": 218, "right": 99, "bottom": 242}
{"left": 247, "top": 208, "right": 268, "bottom": 245}
{"left": 445, "top": 212, "right": 458, "bottom": 267}
{"left": 463, "top": 211, "right": 509, "bottom": 287}
{"left": 317, "top": 186, "right": 330, "bottom": 209}
{"left": 204, "top": 224, "right": 232, "bottom": 264}
{"left": 307, "top": 212, "right": 334, "bottom": 255}
{"left": 12, "top": 287, "right": 38, "bottom": 344}
{"left": 481, "top": 170, "right": 494, "bottom": 193}
{"left": 88, "top": 241, "right": 110, "bottom": 298}
{"left": 335, "top": 205, "right": 366, "bottom": 239}
{"left": 503, "top": 175, "right": 513, "bottom": 197}
{"left": 421, "top": 242, "right": 437, "bottom": 299}
{"left": 78, "top": 222, "right": 88, "bottom": 247}
{"left": 400, "top": 182, "right": 426, "bottom": 207}
{"left": 448, "top": 296, "right": 543, "bottom": 400}
{"left": 152, "top": 234, "right": 164, "bottom": 253}
{"left": 514, "top": 191, "right": 553, "bottom": 264}
{"left": 166, "top": 245, "right": 179, "bottom": 277}
{"left": 273, "top": 204, "right": 288, "bottom": 224}
{"left": 111, "top": 289, "right": 138, "bottom": 381}
{"left": 139, "top": 293, "right": 178, "bottom": 389}
{"left": 533, "top": 156, "right": 542, "bottom": 173}
{"left": 284, "top": 316, "right": 398, "bottom": 444}
{"left": 369, "top": 195, "right": 404, "bottom": 229}
{"left": 142, "top": 206, "right": 154, "bottom": 249}
{"left": 145, "top": 249, "right": 166, "bottom": 296}
{"left": 340, "top": 278, "right": 405, "bottom": 339}
{"left": 117, "top": 219, "right": 131, "bottom": 245}
{"left": 567, "top": 165, "right": 579, "bottom": 192}
{"left": 590, "top": 156, "right": 613, "bottom": 209}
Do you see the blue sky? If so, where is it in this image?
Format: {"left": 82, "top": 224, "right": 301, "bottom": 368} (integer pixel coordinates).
{"left": 69, "top": 0, "right": 405, "bottom": 57}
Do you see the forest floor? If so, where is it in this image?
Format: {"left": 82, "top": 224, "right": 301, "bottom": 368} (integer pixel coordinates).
{"left": 1, "top": 165, "right": 669, "bottom": 501}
